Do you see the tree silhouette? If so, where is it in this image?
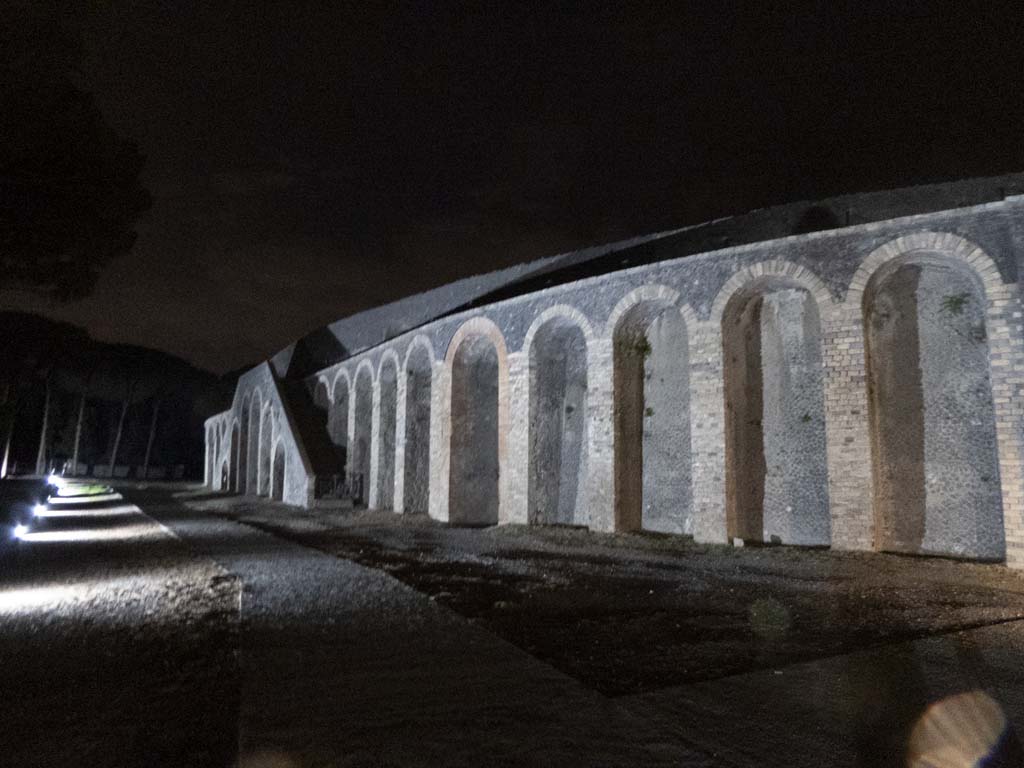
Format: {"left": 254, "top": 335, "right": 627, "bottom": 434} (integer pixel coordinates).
{"left": 0, "top": 17, "right": 151, "bottom": 299}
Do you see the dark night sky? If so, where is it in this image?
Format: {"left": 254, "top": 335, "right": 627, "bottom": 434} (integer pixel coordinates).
{"left": 2, "top": 2, "right": 1023, "bottom": 373}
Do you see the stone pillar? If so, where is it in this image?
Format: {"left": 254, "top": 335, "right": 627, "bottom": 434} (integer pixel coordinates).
{"left": 428, "top": 360, "right": 451, "bottom": 522}
{"left": 583, "top": 337, "right": 615, "bottom": 532}
{"left": 504, "top": 351, "right": 529, "bottom": 525}
{"left": 368, "top": 374, "right": 381, "bottom": 509}
{"left": 987, "top": 282, "right": 1024, "bottom": 567}
{"left": 393, "top": 362, "right": 408, "bottom": 513}
{"left": 689, "top": 320, "right": 727, "bottom": 544}
{"left": 818, "top": 301, "right": 873, "bottom": 550}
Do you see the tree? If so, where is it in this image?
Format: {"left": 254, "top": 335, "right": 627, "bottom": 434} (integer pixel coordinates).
{"left": 0, "top": 17, "right": 151, "bottom": 300}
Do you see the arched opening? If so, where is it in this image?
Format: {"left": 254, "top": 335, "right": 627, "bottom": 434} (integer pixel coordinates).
{"left": 258, "top": 409, "right": 272, "bottom": 496}
{"left": 246, "top": 395, "right": 260, "bottom": 493}
{"left": 722, "top": 279, "right": 829, "bottom": 546}
{"left": 329, "top": 377, "right": 349, "bottom": 474}
{"left": 229, "top": 423, "right": 240, "bottom": 493}
{"left": 864, "top": 255, "right": 1004, "bottom": 560}
{"left": 377, "top": 357, "right": 398, "bottom": 510}
{"left": 529, "top": 318, "right": 588, "bottom": 525}
{"left": 206, "top": 428, "right": 214, "bottom": 485}
{"left": 613, "top": 302, "right": 691, "bottom": 533}
{"left": 238, "top": 400, "right": 250, "bottom": 493}
{"left": 312, "top": 380, "right": 330, "bottom": 431}
{"left": 353, "top": 366, "right": 373, "bottom": 504}
{"left": 271, "top": 443, "right": 285, "bottom": 501}
{"left": 403, "top": 345, "right": 432, "bottom": 513}
{"left": 214, "top": 430, "right": 222, "bottom": 488}
{"left": 449, "top": 334, "right": 501, "bottom": 525}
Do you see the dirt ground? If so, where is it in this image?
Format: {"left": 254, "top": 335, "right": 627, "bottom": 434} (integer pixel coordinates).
{"left": 202, "top": 497, "right": 1024, "bottom": 697}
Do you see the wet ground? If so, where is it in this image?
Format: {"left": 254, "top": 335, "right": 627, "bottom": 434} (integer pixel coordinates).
{"left": 4, "top": 482, "right": 1024, "bottom": 767}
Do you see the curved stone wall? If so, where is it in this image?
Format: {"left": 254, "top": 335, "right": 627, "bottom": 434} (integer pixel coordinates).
{"left": 207, "top": 195, "right": 1024, "bottom": 567}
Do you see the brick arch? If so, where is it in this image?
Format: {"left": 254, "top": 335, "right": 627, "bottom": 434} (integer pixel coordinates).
{"left": 378, "top": 348, "right": 401, "bottom": 380}
{"left": 445, "top": 316, "right": 511, "bottom": 525}
{"left": 606, "top": 285, "right": 681, "bottom": 337}
{"left": 856, "top": 231, "right": 1007, "bottom": 561}
{"left": 847, "top": 231, "right": 1004, "bottom": 306}
{"left": 608, "top": 285, "right": 697, "bottom": 533}
{"left": 715, "top": 260, "right": 832, "bottom": 547}
{"left": 403, "top": 334, "right": 437, "bottom": 370}
{"left": 522, "top": 305, "right": 595, "bottom": 357}
{"left": 710, "top": 260, "right": 833, "bottom": 326}
{"left": 330, "top": 367, "right": 352, "bottom": 404}
{"left": 522, "top": 305, "right": 595, "bottom": 527}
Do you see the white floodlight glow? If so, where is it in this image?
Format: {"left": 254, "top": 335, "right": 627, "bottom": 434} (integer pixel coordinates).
{"left": 47, "top": 473, "right": 65, "bottom": 488}
{"left": 33, "top": 503, "right": 46, "bottom": 517}
{"left": 13, "top": 524, "right": 28, "bottom": 539}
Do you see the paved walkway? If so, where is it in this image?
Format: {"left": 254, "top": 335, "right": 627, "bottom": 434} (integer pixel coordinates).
{"left": 133, "top": 488, "right": 713, "bottom": 767}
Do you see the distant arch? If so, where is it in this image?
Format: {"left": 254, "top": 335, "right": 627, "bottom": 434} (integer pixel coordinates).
{"left": 376, "top": 351, "right": 400, "bottom": 509}
{"left": 238, "top": 397, "right": 251, "bottom": 493}
{"left": 402, "top": 337, "right": 434, "bottom": 514}
{"left": 328, "top": 370, "right": 350, "bottom": 475}
{"left": 352, "top": 361, "right": 375, "bottom": 504}
{"left": 229, "top": 421, "right": 240, "bottom": 493}
{"left": 246, "top": 390, "right": 262, "bottom": 493}
{"left": 258, "top": 405, "right": 273, "bottom": 496}
{"left": 271, "top": 439, "right": 286, "bottom": 502}
{"left": 446, "top": 317, "right": 510, "bottom": 525}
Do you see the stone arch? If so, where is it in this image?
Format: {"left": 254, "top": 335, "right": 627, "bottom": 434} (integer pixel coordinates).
{"left": 376, "top": 350, "right": 400, "bottom": 510}
{"left": 206, "top": 427, "right": 215, "bottom": 486}
{"left": 329, "top": 368, "right": 351, "bottom": 473}
{"left": 229, "top": 420, "right": 240, "bottom": 493}
{"left": 859, "top": 237, "right": 1004, "bottom": 560}
{"left": 238, "top": 396, "right": 251, "bottom": 493}
{"left": 271, "top": 439, "right": 286, "bottom": 501}
{"left": 718, "top": 266, "right": 831, "bottom": 546}
{"left": 402, "top": 336, "right": 434, "bottom": 514}
{"left": 246, "top": 390, "right": 262, "bottom": 493}
{"left": 352, "top": 360, "right": 375, "bottom": 504}
{"left": 611, "top": 287, "right": 695, "bottom": 533}
{"left": 523, "top": 306, "right": 594, "bottom": 526}
{"left": 445, "top": 317, "right": 510, "bottom": 526}
{"left": 258, "top": 404, "right": 273, "bottom": 496}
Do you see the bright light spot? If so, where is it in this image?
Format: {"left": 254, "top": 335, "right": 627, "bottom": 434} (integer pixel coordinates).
{"left": 33, "top": 504, "right": 138, "bottom": 520}
{"left": 908, "top": 690, "right": 1008, "bottom": 767}
{"left": 48, "top": 492, "right": 123, "bottom": 505}
{"left": 18, "top": 523, "right": 163, "bottom": 543}
{"left": 12, "top": 524, "right": 27, "bottom": 539}
{"left": 0, "top": 584, "right": 80, "bottom": 615}
{"left": 47, "top": 473, "right": 65, "bottom": 488}
{"left": 33, "top": 503, "right": 46, "bottom": 517}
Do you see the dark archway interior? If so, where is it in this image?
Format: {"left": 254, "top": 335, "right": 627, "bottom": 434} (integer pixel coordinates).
{"left": 259, "top": 410, "right": 272, "bottom": 496}
{"left": 271, "top": 445, "right": 285, "bottom": 501}
{"left": 403, "top": 346, "right": 432, "bottom": 514}
{"left": 377, "top": 360, "right": 398, "bottom": 510}
{"left": 613, "top": 303, "right": 691, "bottom": 533}
{"left": 528, "top": 319, "right": 588, "bottom": 525}
{"left": 353, "top": 369, "right": 373, "bottom": 498}
{"left": 865, "top": 257, "right": 1004, "bottom": 560}
{"left": 329, "top": 381, "right": 349, "bottom": 474}
{"left": 449, "top": 335, "right": 500, "bottom": 526}
{"left": 722, "top": 282, "right": 829, "bottom": 546}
